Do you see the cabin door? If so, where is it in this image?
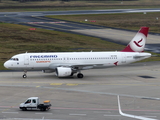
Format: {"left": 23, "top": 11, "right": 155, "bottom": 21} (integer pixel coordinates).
{"left": 121, "top": 53, "right": 126, "bottom": 63}
{"left": 24, "top": 55, "right": 29, "bottom": 65}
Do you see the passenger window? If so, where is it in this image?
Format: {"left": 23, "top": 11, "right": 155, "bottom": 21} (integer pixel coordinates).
{"left": 32, "top": 99, "right": 36, "bottom": 103}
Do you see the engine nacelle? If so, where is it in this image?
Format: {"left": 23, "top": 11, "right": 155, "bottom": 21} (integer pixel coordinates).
{"left": 42, "top": 70, "right": 55, "bottom": 73}
{"left": 56, "top": 67, "right": 72, "bottom": 77}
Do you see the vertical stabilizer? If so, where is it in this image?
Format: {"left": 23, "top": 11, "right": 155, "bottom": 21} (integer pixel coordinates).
{"left": 121, "top": 27, "right": 149, "bottom": 52}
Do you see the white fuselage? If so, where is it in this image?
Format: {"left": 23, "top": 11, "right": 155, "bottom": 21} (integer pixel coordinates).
{"left": 3, "top": 27, "right": 151, "bottom": 78}
{"left": 4, "top": 51, "right": 151, "bottom": 71}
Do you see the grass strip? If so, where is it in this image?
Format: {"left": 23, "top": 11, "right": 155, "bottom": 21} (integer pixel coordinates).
{"left": 0, "top": 23, "right": 125, "bottom": 70}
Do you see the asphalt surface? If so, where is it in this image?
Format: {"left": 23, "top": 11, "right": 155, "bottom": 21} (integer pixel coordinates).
{"left": 1, "top": 61, "right": 160, "bottom": 120}
{"left": 1, "top": 9, "right": 160, "bottom": 120}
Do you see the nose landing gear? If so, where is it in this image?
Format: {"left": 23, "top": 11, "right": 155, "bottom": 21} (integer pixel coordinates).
{"left": 23, "top": 70, "right": 27, "bottom": 78}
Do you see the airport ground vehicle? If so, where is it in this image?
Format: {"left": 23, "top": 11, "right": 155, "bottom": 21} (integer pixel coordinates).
{"left": 19, "top": 97, "right": 51, "bottom": 111}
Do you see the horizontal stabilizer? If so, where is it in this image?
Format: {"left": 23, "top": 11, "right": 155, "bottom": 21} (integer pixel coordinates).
{"left": 134, "top": 53, "right": 151, "bottom": 59}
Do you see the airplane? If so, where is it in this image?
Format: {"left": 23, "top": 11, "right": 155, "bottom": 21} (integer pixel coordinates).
{"left": 117, "top": 95, "right": 157, "bottom": 120}
{"left": 4, "top": 27, "right": 151, "bottom": 78}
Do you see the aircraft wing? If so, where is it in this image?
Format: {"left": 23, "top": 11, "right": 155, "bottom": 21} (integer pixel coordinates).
{"left": 49, "top": 63, "right": 104, "bottom": 70}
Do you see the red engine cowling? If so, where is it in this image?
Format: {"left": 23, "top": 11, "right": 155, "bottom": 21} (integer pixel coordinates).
{"left": 56, "top": 67, "right": 72, "bottom": 77}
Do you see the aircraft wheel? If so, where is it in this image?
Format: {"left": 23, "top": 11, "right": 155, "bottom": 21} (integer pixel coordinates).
{"left": 77, "top": 73, "right": 83, "bottom": 78}
{"left": 23, "top": 74, "right": 27, "bottom": 78}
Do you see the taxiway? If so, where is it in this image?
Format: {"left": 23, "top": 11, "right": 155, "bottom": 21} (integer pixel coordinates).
{"left": 0, "top": 61, "right": 160, "bottom": 120}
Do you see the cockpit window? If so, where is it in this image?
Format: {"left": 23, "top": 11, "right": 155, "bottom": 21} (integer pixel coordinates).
{"left": 10, "top": 58, "right": 19, "bottom": 61}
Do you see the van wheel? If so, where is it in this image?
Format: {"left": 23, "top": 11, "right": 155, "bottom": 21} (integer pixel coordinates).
{"left": 22, "top": 107, "right": 27, "bottom": 111}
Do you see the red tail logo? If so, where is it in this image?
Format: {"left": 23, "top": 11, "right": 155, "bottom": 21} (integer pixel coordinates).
{"left": 134, "top": 38, "right": 143, "bottom": 47}
{"left": 121, "top": 27, "right": 149, "bottom": 52}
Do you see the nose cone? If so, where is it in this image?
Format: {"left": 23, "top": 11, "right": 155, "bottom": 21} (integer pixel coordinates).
{"left": 4, "top": 61, "right": 9, "bottom": 69}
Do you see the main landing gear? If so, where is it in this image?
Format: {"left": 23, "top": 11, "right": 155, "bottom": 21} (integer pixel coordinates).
{"left": 22, "top": 70, "right": 84, "bottom": 78}
{"left": 73, "top": 68, "right": 84, "bottom": 78}
{"left": 23, "top": 70, "right": 27, "bottom": 78}
{"left": 77, "top": 73, "right": 83, "bottom": 78}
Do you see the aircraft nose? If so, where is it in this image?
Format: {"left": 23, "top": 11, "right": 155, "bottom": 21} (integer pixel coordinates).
{"left": 4, "top": 61, "right": 9, "bottom": 69}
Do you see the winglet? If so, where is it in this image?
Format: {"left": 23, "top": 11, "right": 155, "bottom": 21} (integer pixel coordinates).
{"left": 121, "top": 27, "right": 149, "bottom": 52}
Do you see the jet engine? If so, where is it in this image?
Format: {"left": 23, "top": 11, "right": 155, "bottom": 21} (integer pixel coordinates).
{"left": 56, "top": 67, "right": 72, "bottom": 77}
{"left": 42, "top": 70, "right": 55, "bottom": 73}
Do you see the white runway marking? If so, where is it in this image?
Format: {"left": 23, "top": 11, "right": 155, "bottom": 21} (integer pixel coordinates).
{"left": 13, "top": 118, "right": 61, "bottom": 120}
{"left": 143, "top": 116, "right": 157, "bottom": 118}
{"left": 104, "top": 114, "right": 121, "bottom": 117}
{"left": 69, "top": 113, "right": 86, "bottom": 116}
{"left": 2, "top": 112, "right": 19, "bottom": 114}
{"left": 44, "top": 86, "right": 160, "bottom": 100}
{"left": 35, "top": 113, "right": 53, "bottom": 115}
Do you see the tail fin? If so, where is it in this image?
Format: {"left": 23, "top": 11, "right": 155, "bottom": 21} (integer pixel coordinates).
{"left": 121, "top": 27, "right": 149, "bottom": 52}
